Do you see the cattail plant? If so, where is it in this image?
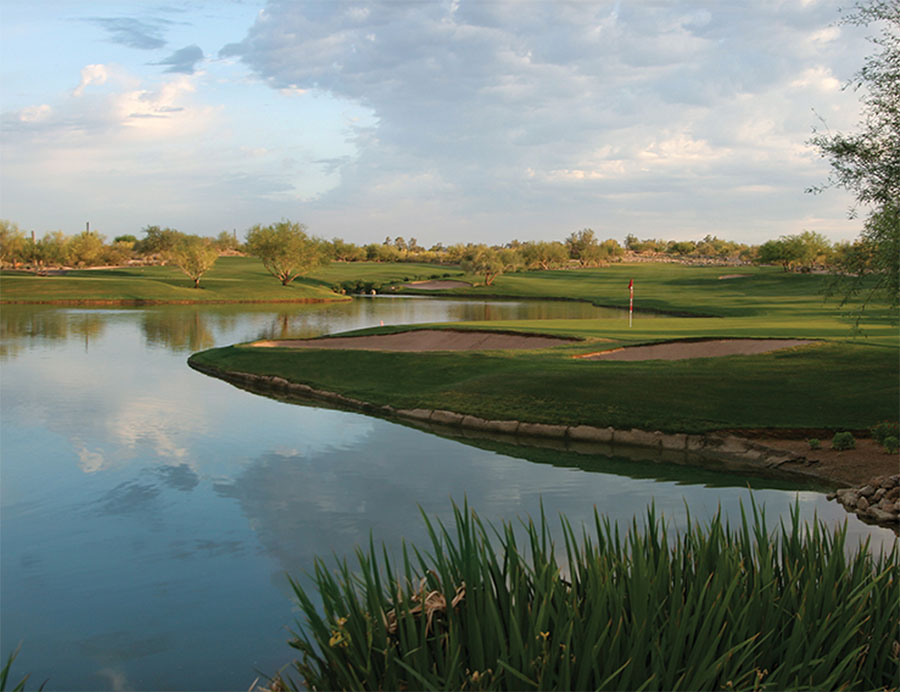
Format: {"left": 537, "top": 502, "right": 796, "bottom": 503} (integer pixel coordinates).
{"left": 284, "top": 500, "right": 899, "bottom": 691}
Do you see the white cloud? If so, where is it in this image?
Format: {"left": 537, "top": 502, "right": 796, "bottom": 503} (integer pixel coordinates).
{"left": 73, "top": 64, "right": 109, "bottom": 96}
{"left": 211, "top": 0, "right": 868, "bottom": 243}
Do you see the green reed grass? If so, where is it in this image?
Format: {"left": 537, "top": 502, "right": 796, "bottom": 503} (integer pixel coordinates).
{"left": 285, "top": 500, "right": 898, "bottom": 691}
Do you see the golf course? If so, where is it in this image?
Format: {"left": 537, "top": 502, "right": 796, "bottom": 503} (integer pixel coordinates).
{"left": 186, "top": 261, "right": 898, "bottom": 466}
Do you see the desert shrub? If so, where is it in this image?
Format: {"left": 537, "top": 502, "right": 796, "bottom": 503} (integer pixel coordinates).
{"left": 285, "top": 501, "right": 898, "bottom": 691}
{"left": 883, "top": 436, "right": 899, "bottom": 454}
{"left": 831, "top": 431, "right": 856, "bottom": 451}
{"left": 870, "top": 421, "right": 900, "bottom": 446}
{"left": 808, "top": 438, "right": 821, "bottom": 450}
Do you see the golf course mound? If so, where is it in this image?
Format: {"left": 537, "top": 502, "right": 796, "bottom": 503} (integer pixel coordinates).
{"left": 578, "top": 338, "right": 817, "bottom": 361}
{"left": 251, "top": 329, "right": 579, "bottom": 352}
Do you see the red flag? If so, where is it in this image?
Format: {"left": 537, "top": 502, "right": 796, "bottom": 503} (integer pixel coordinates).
{"left": 628, "top": 278, "right": 633, "bottom": 291}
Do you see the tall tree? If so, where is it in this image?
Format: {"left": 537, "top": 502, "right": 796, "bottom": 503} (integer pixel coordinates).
{"left": 171, "top": 236, "right": 220, "bottom": 288}
{"left": 245, "top": 220, "right": 328, "bottom": 285}
{"left": 810, "top": 1, "right": 899, "bottom": 315}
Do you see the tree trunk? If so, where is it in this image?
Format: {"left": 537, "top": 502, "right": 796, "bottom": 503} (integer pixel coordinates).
{"left": 194, "top": 277, "right": 201, "bottom": 288}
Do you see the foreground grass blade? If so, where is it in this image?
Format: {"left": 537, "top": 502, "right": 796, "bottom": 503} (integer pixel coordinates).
{"left": 284, "top": 499, "right": 899, "bottom": 691}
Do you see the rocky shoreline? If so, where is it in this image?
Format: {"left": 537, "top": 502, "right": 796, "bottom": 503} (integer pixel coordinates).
{"left": 828, "top": 476, "right": 900, "bottom": 526}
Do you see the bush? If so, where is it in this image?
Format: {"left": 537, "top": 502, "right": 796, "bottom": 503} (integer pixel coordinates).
{"left": 285, "top": 501, "right": 898, "bottom": 691}
{"left": 883, "top": 436, "right": 899, "bottom": 454}
{"left": 870, "top": 420, "right": 900, "bottom": 446}
{"left": 807, "top": 438, "right": 821, "bottom": 450}
{"left": 831, "top": 431, "right": 856, "bottom": 451}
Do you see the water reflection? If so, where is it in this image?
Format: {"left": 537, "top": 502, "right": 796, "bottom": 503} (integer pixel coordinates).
{"left": 0, "top": 307, "right": 107, "bottom": 358}
{"left": 0, "top": 298, "right": 637, "bottom": 360}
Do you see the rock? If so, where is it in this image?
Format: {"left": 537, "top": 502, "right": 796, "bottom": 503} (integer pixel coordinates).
{"left": 857, "top": 496, "right": 870, "bottom": 511}
{"left": 868, "top": 508, "right": 896, "bottom": 523}
{"left": 886, "top": 487, "right": 900, "bottom": 502}
{"left": 397, "top": 408, "right": 433, "bottom": 422}
{"left": 835, "top": 488, "right": 857, "bottom": 504}
{"left": 614, "top": 429, "right": 663, "bottom": 449}
{"left": 826, "top": 492, "right": 836, "bottom": 501}
{"left": 568, "top": 425, "right": 614, "bottom": 443}
{"left": 431, "top": 410, "right": 464, "bottom": 426}
{"left": 874, "top": 487, "right": 886, "bottom": 502}
{"left": 859, "top": 484, "right": 876, "bottom": 498}
{"left": 517, "top": 422, "right": 567, "bottom": 439}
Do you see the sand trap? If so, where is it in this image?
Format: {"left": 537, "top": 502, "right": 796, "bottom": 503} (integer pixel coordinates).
{"left": 718, "top": 274, "right": 750, "bottom": 280}
{"left": 251, "top": 329, "right": 578, "bottom": 352}
{"left": 577, "top": 339, "right": 816, "bottom": 361}
{"left": 402, "top": 280, "right": 472, "bottom": 290}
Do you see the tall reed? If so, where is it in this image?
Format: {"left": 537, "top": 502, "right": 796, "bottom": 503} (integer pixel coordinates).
{"left": 286, "top": 500, "right": 899, "bottom": 690}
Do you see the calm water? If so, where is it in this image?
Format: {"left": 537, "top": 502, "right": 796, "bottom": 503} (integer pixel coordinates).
{"left": 1, "top": 300, "right": 894, "bottom": 691}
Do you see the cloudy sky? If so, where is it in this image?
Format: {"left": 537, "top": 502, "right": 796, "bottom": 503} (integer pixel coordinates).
{"left": 0, "top": 1, "right": 876, "bottom": 246}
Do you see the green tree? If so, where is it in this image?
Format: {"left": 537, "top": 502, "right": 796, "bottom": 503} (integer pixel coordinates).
{"left": 245, "top": 220, "right": 328, "bottom": 285}
{"left": 521, "top": 240, "right": 568, "bottom": 270}
{"left": 134, "top": 225, "right": 184, "bottom": 258}
{"left": 810, "top": 1, "right": 899, "bottom": 314}
{"left": 66, "top": 230, "right": 106, "bottom": 267}
{"left": 0, "top": 220, "right": 26, "bottom": 267}
{"left": 171, "top": 235, "right": 219, "bottom": 288}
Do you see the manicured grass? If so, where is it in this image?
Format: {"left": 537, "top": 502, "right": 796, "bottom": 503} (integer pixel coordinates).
{"left": 190, "top": 335, "right": 896, "bottom": 432}
{"left": 0, "top": 257, "right": 461, "bottom": 304}
{"left": 411, "top": 263, "right": 895, "bottom": 322}
{"left": 286, "top": 501, "right": 899, "bottom": 691}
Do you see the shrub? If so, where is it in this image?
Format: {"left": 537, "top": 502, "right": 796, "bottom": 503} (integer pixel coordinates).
{"left": 870, "top": 420, "right": 900, "bottom": 446}
{"left": 883, "top": 436, "right": 899, "bottom": 454}
{"left": 807, "top": 438, "right": 821, "bottom": 450}
{"left": 285, "top": 501, "right": 898, "bottom": 691}
{"left": 831, "top": 431, "right": 856, "bottom": 450}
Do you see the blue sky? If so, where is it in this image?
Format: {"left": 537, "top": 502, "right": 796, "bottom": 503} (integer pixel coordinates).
{"left": 0, "top": 0, "right": 875, "bottom": 246}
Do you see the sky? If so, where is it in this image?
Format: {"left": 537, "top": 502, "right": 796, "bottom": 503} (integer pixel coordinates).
{"left": 0, "top": 0, "right": 878, "bottom": 247}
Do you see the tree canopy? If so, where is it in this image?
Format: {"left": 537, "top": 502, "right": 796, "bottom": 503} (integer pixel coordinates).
{"left": 810, "top": 1, "right": 899, "bottom": 315}
{"left": 245, "top": 220, "right": 329, "bottom": 285}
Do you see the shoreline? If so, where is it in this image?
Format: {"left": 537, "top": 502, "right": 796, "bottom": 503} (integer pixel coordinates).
{"left": 0, "top": 296, "right": 351, "bottom": 306}
{"left": 187, "top": 358, "right": 899, "bottom": 529}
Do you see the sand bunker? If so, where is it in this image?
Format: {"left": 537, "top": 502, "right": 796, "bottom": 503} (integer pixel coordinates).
{"left": 251, "top": 329, "right": 578, "bottom": 352}
{"left": 577, "top": 339, "right": 816, "bottom": 362}
{"left": 402, "top": 279, "right": 472, "bottom": 290}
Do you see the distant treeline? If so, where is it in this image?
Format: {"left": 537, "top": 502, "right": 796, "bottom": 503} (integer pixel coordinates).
{"left": 0, "top": 219, "right": 857, "bottom": 278}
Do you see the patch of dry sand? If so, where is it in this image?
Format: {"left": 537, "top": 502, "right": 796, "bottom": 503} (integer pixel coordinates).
{"left": 718, "top": 274, "right": 750, "bottom": 280}
{"left": 251, "top": 329, "right": 577, "bottom": 352}
{"left": 577, "top": 339, "right": 816, "bottom": 361}
{"left": 402, "top": 280, "right": 472, "bottom": 290}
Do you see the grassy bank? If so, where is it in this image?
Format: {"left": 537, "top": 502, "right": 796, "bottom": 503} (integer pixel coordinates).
{"left": 0, "top": 257, "right": 462, "bottom": 304}
{"left": 285, "top": 501, "right": 899, "bottom": 691}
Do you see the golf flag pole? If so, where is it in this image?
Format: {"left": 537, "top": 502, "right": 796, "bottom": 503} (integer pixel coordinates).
{"left": 628, "top": 278, "right": 633, "bottom": 328}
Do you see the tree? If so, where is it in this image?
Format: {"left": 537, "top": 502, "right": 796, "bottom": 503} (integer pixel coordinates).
{"left": 461, "top": 245, "right": 521, "bottom": 285}
{"left": 245, "top": 220, "right": 328, "bottom": 285}
{"left": 0, "top": 220, "right": 26, "bottom": 267}
{"left": 66, "top": 230, "right": 106, "bottom": 267}
{"left": 810, "top": 1, "right": 899, "bottom": 314}
{"left": 171, "top": 235, "right": 219, "bottom": 288}
{"left": 134, "top": 226, "right": 185, "bottom": 259}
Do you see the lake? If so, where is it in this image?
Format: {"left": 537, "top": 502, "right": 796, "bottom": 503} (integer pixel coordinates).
{"left": 1, "top": 299, "right": 894, "bottom": 690}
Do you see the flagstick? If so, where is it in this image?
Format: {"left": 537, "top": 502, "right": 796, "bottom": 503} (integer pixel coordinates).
{"left": 629, "top": 279, "right": 634, "bottom": 328}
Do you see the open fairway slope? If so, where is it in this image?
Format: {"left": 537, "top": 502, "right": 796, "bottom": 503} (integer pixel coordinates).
{"left": 0, "top": 257, "right": 460, "bottom": 304}
{"left": 190, "top": 263, "right": 898, "bottom": 437}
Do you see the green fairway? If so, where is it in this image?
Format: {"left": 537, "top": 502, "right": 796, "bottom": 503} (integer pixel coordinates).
{"left": 189, "top": 263, "right": 898, "bottom": 434}
{"left": 0, "top": 257, "right": 461, "bottom": 304}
